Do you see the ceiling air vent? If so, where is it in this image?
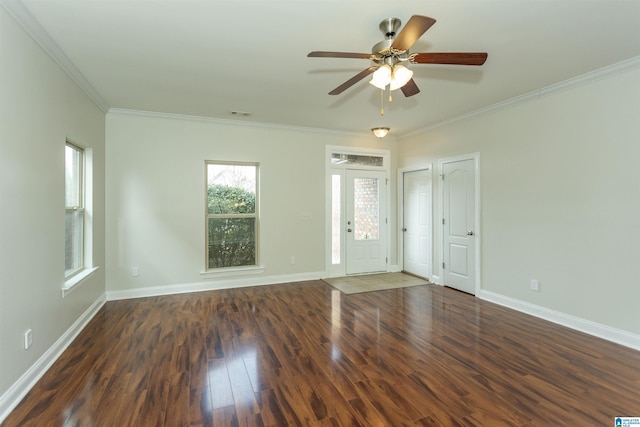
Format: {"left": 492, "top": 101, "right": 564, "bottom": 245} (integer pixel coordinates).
{"left": 231, "top": 111, "right": 252, "bottom": 117}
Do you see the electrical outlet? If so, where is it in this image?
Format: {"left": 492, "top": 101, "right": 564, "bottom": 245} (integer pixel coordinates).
{"left": 530, "top": 279, "right": 539, "bottom": 291}
{"left": 132, "top": 266, "right": 139, "bottom": 277}
{"left": 290, "top": 256, "right": 296, "bottom": 265}
{"left": 24, "top": 329, "right": 33, "bottom": 350}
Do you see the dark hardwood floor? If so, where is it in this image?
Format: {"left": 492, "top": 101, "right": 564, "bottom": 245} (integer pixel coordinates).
{"left": 2, "top": 280, "right": 639, "bottom": 426}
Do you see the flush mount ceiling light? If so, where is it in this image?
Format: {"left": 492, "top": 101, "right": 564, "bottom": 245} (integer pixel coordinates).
{"left": 371, "top": 127, "right": 390, "bottom": 139}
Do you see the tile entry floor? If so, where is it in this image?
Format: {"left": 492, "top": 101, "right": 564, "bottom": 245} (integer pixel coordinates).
{"left": 322, "top": 272, "right": 429, "bottom": 294}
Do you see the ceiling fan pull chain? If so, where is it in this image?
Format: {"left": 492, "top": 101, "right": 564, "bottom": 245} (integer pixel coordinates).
{"left": 380, "top": 89, "right": 385, "bottom": 116}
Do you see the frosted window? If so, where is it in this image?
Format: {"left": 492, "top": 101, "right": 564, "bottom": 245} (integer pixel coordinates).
{"left": 331, "top": 174, "right": 341, "bottom": 264}
{"left": 353, "top": 178, "right": 379, "bottom": 241}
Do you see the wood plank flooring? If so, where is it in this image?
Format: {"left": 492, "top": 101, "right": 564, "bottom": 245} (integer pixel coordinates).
{"left": 2, "top": 280, "right": 639, "bottom": 426}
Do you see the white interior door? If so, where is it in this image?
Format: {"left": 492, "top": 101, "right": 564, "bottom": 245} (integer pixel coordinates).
{"left": 346, "top": 170, "right": 387, "bottom": 275}
{"left": 402, "top": 169, "right": 432, "bottom": 279}
{"left": 442, "top": 158, "right": 476, "bottom": 294}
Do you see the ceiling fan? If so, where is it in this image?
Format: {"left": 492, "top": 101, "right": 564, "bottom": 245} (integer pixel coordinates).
{"left": 308, "top": 15, "right": 488, "bottom": 97}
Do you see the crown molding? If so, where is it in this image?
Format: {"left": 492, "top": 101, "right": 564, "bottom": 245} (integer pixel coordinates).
{"left": 402, "top": 56, "right": 640, "bottom": 139}
{"left": 107, "top": 108, "right": 382, "bottom": 139}
{"left": 1, "top": 0, "right": 110, "bottom": 113}
{"left": 8, "top": 0, "right": 634, "bottom": 140}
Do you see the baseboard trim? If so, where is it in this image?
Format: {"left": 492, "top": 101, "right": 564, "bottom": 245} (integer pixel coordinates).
{"left": 106, "top": 271, "right": 325, "bottom": 301}
{"left": 0, "top": 294, "right": 107, "bottom": 424}
{"left": 478, "top": 290, "right": 640, "bottom": 351}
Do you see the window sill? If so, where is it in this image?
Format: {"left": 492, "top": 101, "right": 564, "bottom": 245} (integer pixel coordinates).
{"left": 200, "top": 266, "right": 264, "bottom": 280}
{"left": 62, "top": 266, "right": 99, "bottom": 298}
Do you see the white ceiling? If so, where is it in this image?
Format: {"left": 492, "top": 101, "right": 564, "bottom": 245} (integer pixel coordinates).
{"left": 6, "top": 0, "right": 640, "bottom": 137}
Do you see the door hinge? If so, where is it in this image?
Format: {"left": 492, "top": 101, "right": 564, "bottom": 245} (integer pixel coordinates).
{"left": 386, "top": 257, "right": 388, "bottom": 264}
{"left": 440, "top": 174, "right": 445, "bottom": 180}
{"left": 442, "top": 218, "right": 445, "bottom": 225}
{"left": 385, "top": 218, "right": 388, "bottom": 224}
{"left": 442, "top": 262, "right": 446, "bottom": 269}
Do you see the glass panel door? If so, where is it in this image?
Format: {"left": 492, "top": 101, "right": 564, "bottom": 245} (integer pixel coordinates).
{"left": 346, "top": 170, "right": 387, "bottom": 275}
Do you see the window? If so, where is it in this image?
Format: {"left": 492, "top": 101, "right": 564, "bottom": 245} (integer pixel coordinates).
{"left": 65, "top": 142, "right": 84, "bottom": 277}
{"left": 206, "top": 162, "right": 259, "bottom": 270}
{"left": 353, "top": 177, "right": 380, "bottom": 241}
{"left": 331, "top": 174, "right": 341, "bottom": 264}
{"left": 331, "top": 152, "right": 384, "bottom": 167}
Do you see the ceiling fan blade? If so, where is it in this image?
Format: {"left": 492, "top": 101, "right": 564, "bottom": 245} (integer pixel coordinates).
{"left": 328, "top": 67, "right": 378, "bottom": 95}
{"left": 401, "top": 78, "right": 420, "bottom": 97}
{"left": 412, "top": 52, "right": 488, "bottom": 65}
{"left": 390, "top": 15, "right": 436, "bottom": 52}
{"left": 308, "top": 51, "right": 372, "bottom": 59}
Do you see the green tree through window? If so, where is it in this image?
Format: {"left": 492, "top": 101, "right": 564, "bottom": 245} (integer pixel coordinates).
{"left": 206, "top": 163, "right": 258, "bottom": 269}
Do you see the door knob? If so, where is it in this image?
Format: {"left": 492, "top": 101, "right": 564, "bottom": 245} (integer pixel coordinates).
{"left": 402, "top": 228, "right": 407, "bottom": 232}
{"left": 467, "top": 231, "right": 474, "bottom": 236}
{"left": 347, "top": 228, "right": 352, "bottom": 232}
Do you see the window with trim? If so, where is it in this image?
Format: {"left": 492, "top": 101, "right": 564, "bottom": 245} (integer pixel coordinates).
{"left": 65, "top": 142, "right": 84, "bottom": 277}
{"left": 206, "top": 162, "right": 259, "bottom": 269}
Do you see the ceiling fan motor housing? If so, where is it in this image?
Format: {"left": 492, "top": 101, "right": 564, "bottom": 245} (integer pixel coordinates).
{"left": 371, "top": 39, "right": 410, "bottom": 65}
{"left": 371, "top": 39, "right": 394, "bottom": 55}
{"left": 379, "top": 17, "right": 401, "bottom": 38}
{"left": 372, "top": 18, "right": 410, "bottom": 64}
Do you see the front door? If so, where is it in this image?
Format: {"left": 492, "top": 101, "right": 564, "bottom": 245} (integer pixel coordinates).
{"left": 442, "top": 158, "right": 476, "bottom": 294}
{"left": 402, "top": 169, "right": 432, "bottom": 279}
{"left": 346, "top": 170, "right": 387, "bottom": 275}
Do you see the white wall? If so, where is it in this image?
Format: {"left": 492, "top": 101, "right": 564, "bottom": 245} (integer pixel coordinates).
{"left": 398, "top": 64, "right": 640, "bottom": 338}
{"left": 0, "top": 6, "right": 106, "bottom": 404}
{"left": 106, "top": 111, "right": 398, "bottom": 296}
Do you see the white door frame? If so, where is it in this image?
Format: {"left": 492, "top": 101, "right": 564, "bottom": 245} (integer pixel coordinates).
{"left": 325, "top": 145, "right": 391, "bottom": 277}
{"left": 397, "top": 164, "right": 433, "bottom": 278}
{"left": 437, "top": 153, "right": 481, "bottom": 294}
{"left": 346, "top": 169, "right": 388, "bottom": 275}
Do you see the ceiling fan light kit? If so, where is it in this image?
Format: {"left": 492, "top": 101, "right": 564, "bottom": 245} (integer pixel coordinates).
{"left": 369, "top": 64, "right": 392, "bottom": 90}
{"left": 368, "top": 64, "right": 414, "bottom": 91}
{"left": 388, "top": 65, "right": 413, "bottom": 91}
{"left": 308, "top": 14, "right": 488, "bottom": 97}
